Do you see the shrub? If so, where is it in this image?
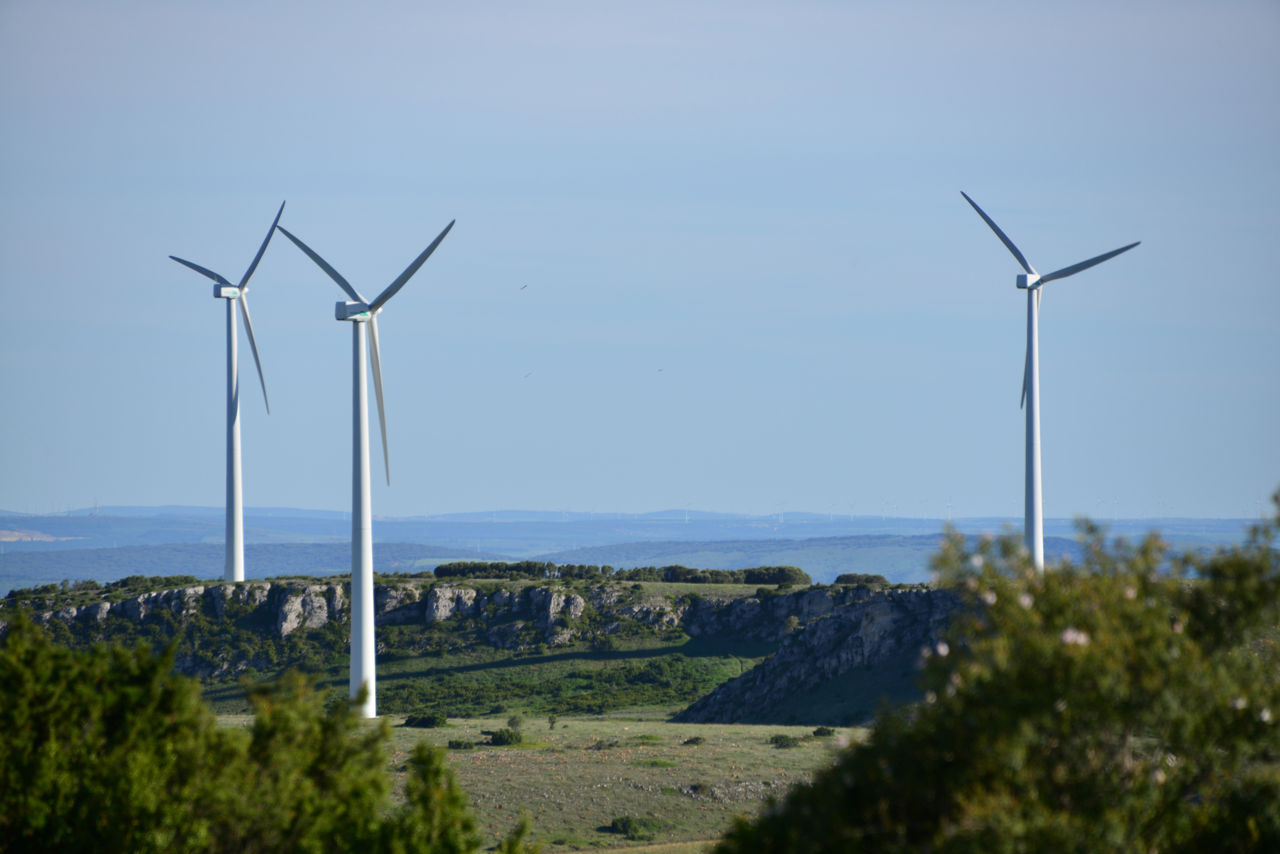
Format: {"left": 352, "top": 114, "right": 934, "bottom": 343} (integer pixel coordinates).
{"left": 682, "top": 736, "right": 706, "bottom": 746}
{"left": 0, "top": 618, "right": 536, "bottom": 853}
{"left": 812, "top": 726, "right": 836, "bottom": 737}
{"left": 768, "top": 734, "right": 802, "bottom": 749}
{"left": 506, "top": 713, "right": 524, "bottom": 731}
{"left": 447, "top": 740, "right": 476, "bottom": 750}
{"left": 404, "top": 711, "right": 448, "bottom": 728}
{"left": 488, "top": 728, "right": 523, "bottom": 746}
{"left": 610, "top": 815, "right": 662, "bottom": 840}
{"left": 716, "top": 507, "right": 1280, "bottom": 853}
{"left": 833, "top": 573, "right": 887, "bottom": 587}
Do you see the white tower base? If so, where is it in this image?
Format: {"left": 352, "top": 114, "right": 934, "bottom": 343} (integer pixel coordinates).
{"left": 350, "top": 319, "right": 376, "bottom": 718}
{"left": 1025, "top": 289, "right": 1044, "bottom": 571}
{"left": 225, "top": 297, "right": 245, "bottom": 582}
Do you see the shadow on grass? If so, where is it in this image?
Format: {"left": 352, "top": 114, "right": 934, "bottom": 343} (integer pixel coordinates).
{"left": 202, "top": 636, "right": 777, "bottom": 708}
{"left": 375, "top": 636, "right": 778, "bottom": 685}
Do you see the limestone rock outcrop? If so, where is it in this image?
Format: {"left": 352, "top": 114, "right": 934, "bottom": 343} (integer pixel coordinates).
{"left": 672, "top": 588, "right": 959, "bottom": 724}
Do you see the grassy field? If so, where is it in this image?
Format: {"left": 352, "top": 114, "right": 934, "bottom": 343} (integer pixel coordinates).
{"left": 223, "top": 708, "right": 863, "bottom": 851}
{"left": 388, "top": 710, "right": 861, "bottom": 850}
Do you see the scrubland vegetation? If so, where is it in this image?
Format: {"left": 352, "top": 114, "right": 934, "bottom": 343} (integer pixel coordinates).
{"left": 3, "top": 503, "right": 1277, "bottom": 851}
{"left": 716, "top": 508, "right": 1280, "bottom": 852}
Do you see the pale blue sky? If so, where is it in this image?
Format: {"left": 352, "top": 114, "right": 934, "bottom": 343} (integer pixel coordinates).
{"left": 1, "top": 0, "right": 1277, "bottom": 520}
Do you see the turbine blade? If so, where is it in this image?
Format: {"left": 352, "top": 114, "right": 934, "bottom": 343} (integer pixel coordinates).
{"left": 369, "top": 219, "right": 455, "bottom": 312}
{"left": 275, "top": 225, "right": 367, "bottom": 303}
{"left": 1021, "top": 289, "right": 1040, "bottom": 410}
{"left": 238, "top": 200, "right": 286, "bottom": 289}
{"left": 1039, "top": 241, "right": 1140, "bottom": 284}
{"left": 1020, "top": 334, "right": 1029, "bottom": 410}
{"left": 368, "top": 315, "right": 390, "bottom": 486}
{"left": 961, "top": 192, "right": 1035, "bottom": 275}
{"left": 170, "top": 256, "right": 232, "bottom": 286}
{"left": 238, "top": 295, "right": 270, "bottom": 414}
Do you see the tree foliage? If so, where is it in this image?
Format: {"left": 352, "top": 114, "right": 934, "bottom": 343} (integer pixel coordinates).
{"left": 834, "top": 572, "right": 888, "bottom": 587}
{"left": 431, "top": 560, "right": 811, "bottom": 586}
{"left": 0, "top": 620, "right": 535, "bottom": 853}
{"left": 716, "top": 505, "right": 1280, "bottom": 853}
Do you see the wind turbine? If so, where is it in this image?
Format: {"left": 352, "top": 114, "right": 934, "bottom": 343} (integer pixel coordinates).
{"left": 170, "top": 201, "right": 285, "bottom": 582}
{"left": 961, "top": 192, "right": 1138, "bottom": 570}
{"left": 276, "top": 218, "right": 455, "bottom": 718}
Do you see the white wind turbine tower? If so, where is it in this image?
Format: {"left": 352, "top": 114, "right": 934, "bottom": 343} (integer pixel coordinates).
{"left": 276, "top": 218, "right": 455, "bottom": 718}
{"left": 170, "top": 201, "right": 285, "bottom": 582}
{"left": 962, "top": 192, "right": 1138, "bottom": 570}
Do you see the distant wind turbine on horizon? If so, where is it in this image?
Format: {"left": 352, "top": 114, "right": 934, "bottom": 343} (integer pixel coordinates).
{"left": 962, "top": 192, "right": 1138, "bottom": 570}
{"left": 276, "top": 217, "right": 455, "bottom": 719}
{"left": 169, "top": 201, "right": 285, "bottom": 583}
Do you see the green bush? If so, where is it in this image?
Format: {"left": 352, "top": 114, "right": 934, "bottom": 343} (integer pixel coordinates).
{"left": 812, "top": 726, "right": 836, "bottom": 737}
{"left": 833, "top": 573, "right": 888, "bottom": 587}
{"left": 488, "top": 728, "right": 523, "bottom": 746}
{"left": 447, "top": 740, "right": 476, "bottom": 750}
{"left": 0, "top": 619, "right": 535, "bottom": 853}
{"left": 716, "top": 506, "right": 1280, "bottom": 854}
{"left": 610, "top": 815, "right": 662, "bottom": 840}
{"left": 404, "top": 711, "right": 448, "bottom": 728}
{"left": 768, "top": 734, "right": 802, "bottom": 749}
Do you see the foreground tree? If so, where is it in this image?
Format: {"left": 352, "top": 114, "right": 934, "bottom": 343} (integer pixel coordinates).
{"left": 717, "top": 502, "right": 1280, "bottom": 853}
{"left": 0, "top": 621, "right": 534, "bottom": 853}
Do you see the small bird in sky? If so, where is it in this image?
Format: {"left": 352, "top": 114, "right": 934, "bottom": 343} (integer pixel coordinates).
{"left": 524, "top": 372, "right": 533, "bottom": 379}
{"left": 520, "top": 284, "right": 527, "bottom": 290}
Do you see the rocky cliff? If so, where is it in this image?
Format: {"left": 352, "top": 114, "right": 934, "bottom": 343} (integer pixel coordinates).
{"left": 16, "top": 579, "right": 911, "bottom": 645}
{"left": 9, "top": 578, "right": 958, "bottom": 722}
{"left": 674, "top": 587, "right": 960, "bottom": 724}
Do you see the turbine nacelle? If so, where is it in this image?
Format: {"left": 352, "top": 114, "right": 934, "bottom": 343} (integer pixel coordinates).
{"left": 213, "top": 285, "right": 243, "bottom": 299}
{"left": 1015, "top": 273, "right": 1041, "bottom": 290}
{"left": 336, "top": 301, "right": 372, "bottom": 322}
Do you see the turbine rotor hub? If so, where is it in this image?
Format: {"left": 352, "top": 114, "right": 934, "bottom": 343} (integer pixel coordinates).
{"left": 213, "top": 285, "right": 241, "bottom": 299}
{"left": 1016, "top": 273, "right": 1041, "bottom": 290}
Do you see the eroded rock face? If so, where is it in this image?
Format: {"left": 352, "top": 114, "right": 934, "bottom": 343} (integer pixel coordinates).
{"left": 209, "top": 583, "right": 272, "bottom": 619}
{"left": 424, "top": 586, "right": 477, "bottom": 624}
{"left": 82, "top": 601, "right": 111, "bottom": 622}
{"left": 276, "top": 585, "right": 339, "bottom": 637}
{"left": 527, "top": 588, "right": 586, "bottom": 627}
{"left": 115, "top": 586, "right": 207, "bottom": 622}
{"left": 486, "top": 590, "right": 515, "bottom": 614}
{"left": 672, "top": 588, "right": 959, "bottom": 724}
{"left": 375, "top": 585, "right": 420, "bottom": 625}
{"left": 17, "top": 577, "right": 952, "bottom": 682}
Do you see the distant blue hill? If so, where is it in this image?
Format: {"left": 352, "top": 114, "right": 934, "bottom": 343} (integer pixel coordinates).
{"left": 534, "top": 534, "right": 1083, "bottom": 585}
{"left": 0, "top": 505, "right": 1252, "bottom": 594}
{"left": 3, "top": 505, "right": 1252, "bottom": 555}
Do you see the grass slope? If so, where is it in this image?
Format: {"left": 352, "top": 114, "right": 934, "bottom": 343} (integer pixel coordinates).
{"left": 380, "top": 711, "right": 865, "bottom": 851}
{"left": 203, "top": 634, "right": 777, "bottom": 719}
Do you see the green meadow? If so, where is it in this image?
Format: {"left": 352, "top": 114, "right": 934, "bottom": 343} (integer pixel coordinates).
{"left": 223, "top": 708, "right": 865, "bottom": 851}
